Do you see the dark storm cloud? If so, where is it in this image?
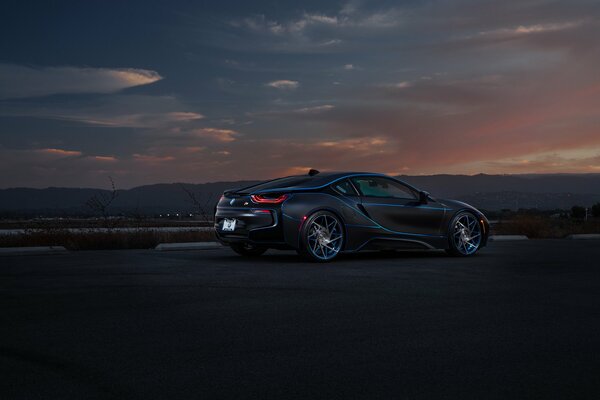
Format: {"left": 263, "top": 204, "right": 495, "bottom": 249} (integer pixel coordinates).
{"left": 0, "top": 0, "right": 599, "bottom": 187}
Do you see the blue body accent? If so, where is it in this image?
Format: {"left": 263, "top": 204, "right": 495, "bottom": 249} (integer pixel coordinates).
{"left": 362, "top": 202, "right": 452, "bottom": 211}
{"left": 351, "top": 236, "right": 435, "bottom": 252}
{"left": 282, "top": 213, "right": 301, "bottom": 221}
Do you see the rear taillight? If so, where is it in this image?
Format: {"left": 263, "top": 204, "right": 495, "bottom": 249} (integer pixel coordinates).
{"left": 250, "top": 194, "right": 289, "bottom": 204}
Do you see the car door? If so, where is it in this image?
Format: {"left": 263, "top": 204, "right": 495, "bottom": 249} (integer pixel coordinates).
{"left": 350, "top": 176, "right": 446, "bottom": 236}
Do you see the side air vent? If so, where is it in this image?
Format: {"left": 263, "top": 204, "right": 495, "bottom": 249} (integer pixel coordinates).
{"left": 357, "top": 203, "right": 371, "bottom": 218}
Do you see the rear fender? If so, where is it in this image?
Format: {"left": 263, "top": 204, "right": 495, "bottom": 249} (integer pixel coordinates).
{"left": 281, "top": 192, "right": 372, "bottom": 250}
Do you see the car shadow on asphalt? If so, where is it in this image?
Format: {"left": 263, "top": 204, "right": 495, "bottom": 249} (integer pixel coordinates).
{"left": 217, "top": 248, "right": 453, "bottom": 265}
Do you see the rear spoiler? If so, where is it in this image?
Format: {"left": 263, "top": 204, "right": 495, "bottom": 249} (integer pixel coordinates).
{"left": 223, "top": 188, "right": 241, "bottom": 196}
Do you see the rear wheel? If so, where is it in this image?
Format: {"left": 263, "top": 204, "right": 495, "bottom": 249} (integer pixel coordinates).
{"left": 446, "top": 212, "right": 482, "bottom": 257}
{"left": 230, "top": 242, "right": 268, "bottom": 257}
{"left": 298, "top": 211, "right": 344, "bottom": 262}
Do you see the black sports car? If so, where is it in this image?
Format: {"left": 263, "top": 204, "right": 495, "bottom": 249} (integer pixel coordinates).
{"left": 215, "top": 170, "right": 489, "bottom": 262}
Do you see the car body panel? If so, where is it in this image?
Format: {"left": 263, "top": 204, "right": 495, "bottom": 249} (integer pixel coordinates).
{"left": 359, "top": 197, "right": 448, "bottom": 236}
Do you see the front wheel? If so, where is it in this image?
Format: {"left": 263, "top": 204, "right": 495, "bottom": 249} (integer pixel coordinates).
{"left": 446, "top": 212, "right": 482, "bottom": 257}
{"left": 298, "top": 211, "right": 344, "bottom": 262}
{"left": 230, "top": 243, "right": 268, "bottom": 257}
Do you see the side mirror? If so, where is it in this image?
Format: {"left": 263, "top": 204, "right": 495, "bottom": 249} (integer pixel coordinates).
{"left": 419, "top": 191, "right": 430, "bottom": 204}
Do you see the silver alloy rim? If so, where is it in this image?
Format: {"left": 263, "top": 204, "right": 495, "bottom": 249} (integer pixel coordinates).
{"left": 452, "top": 213, "right": 482, "bottom": 255}
{"left": 307, "top": 214, "right": 343, "bottom": 260}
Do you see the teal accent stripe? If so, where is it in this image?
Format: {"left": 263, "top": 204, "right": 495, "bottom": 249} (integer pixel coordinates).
{"left": 346, "top": 224, "right": 380, "bottom": 229}
{"left": 362, "top": 202, "right": 452, "bottom": 211}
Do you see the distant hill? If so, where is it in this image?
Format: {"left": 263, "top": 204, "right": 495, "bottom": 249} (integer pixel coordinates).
{"left": 1, "top": 174, "right": 600, "bottom": 216}
{"left": 399, "top": 174, "right": 600, "bottom": 198}
{"left": 399, "top": 174, "right": 600, "bottom": 210}
{"left": 0, "top": 181, "right": 258, "bottom": 217}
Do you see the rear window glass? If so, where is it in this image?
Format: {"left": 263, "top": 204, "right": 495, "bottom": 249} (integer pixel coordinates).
{"left": 239, "top": 176, "right": 314, "bottom": 193}
{"left": 332, "top": 179, "right": 358, "bottom": 196}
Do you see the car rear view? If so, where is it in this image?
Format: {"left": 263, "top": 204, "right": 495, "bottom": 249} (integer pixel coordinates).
{"left": 214, "top": 192, "right": 287, "bottom": 246}
{"left": 214, "top": 175, "right": 314, "bottom": 253}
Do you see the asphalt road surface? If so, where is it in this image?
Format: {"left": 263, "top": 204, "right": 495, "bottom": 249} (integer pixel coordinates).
{"left": 2, "top": 240, "right": 600, "bottom": 400}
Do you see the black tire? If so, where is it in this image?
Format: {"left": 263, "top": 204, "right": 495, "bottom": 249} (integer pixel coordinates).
{"left": 298, "top": 210, "right": 344, "bottom": 262}
{"left": 230, "top": 243, "right": 268, "bottom": 257}
{"left": 446, "top": 211, "right": 482, "bottom": 257}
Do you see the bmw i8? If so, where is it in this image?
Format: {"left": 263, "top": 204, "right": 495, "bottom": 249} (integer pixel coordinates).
{"left": 214, "top": 170, "right": 489, "bottom": 262}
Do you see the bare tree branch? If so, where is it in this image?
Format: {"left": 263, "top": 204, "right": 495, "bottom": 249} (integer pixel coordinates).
{"left": 180, "top": 184, "right": 216, "bottom": 224}
{"left": 85, "top": 176, "right": 118, "bottom": 228}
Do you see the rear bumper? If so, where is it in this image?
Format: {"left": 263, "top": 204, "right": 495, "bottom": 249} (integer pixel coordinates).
{"left": 214, "top": 207, "right": 290, "bottom": 248}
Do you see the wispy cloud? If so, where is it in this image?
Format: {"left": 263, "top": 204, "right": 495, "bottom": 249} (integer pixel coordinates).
{"left": 479, "top": 20, "right": 585, "bottom": 38}
{"left": 71, "top": 111, "right": 204, "bottom": 128}
{"left": 317, "top": 137, "right": 388, "bottom": 151}
{"left": 382, "top": 81, "right": 412, "bottom": 89}
{"left": 479, "top": 150, "right": 600, "bottom": 174}
{"left": 0, "top": 94, "right": 204, "bottom": 128}
{"left": 225, "top": 2, "right": 404, "bottom": 52}
{"left": 133, "top": 154, "right": 175, "bottom": 163}
{"left": 293, "top": 104, "right": 335, "bottom": 114}
{"left": 166, "top": 112, "right": 205, "bottom": 121}
{"left": 92, "top": 155, "right": 118, "bottom": 162}
{"left": 0, "top": 64, "right": 162, "bottom": 99}
{"left": 35, "top": 148, "right": 82, "bottom": 157}
{"left": 192, "top": 128, "right": 239, "bottom": 142}
{"left": 266, "top": 80, "right": 299, "bottom": 90}
{"left": 234, "top": 5, "right": 402, "bottom": 35}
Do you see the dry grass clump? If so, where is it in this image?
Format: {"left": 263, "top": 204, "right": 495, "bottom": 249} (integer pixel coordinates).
{"left": 493, "top": 216, "right": 600, "bottom": 238}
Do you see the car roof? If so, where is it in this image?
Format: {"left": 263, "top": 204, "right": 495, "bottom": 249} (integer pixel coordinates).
{"left": 249, "top": 171, "right": 388, "bottom": 193}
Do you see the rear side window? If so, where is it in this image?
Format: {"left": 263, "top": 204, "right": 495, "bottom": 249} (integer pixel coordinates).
{"left": 332, "top": 179, "right": 358, "bottom": 196}
{"left": 239, "top": 176, "right": 313, "bottom": 193}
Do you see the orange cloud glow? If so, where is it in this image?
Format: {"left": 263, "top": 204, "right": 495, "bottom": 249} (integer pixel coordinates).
{"left": 36, "top": 148, "right": 82, "bottom": 157}
{"left": 192, "top": 128, "right": 239, "bottom": 142}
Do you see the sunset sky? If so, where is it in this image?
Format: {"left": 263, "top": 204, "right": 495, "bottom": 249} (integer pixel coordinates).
{"left": 1, "top": 0, "right": 599, "bottom": 188}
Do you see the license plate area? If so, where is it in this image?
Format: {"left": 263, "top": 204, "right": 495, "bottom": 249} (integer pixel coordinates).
{"left": 222, "top": 218, "right": 237, "bottom": 232}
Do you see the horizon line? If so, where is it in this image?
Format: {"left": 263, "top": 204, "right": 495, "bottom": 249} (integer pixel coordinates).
{"left": 2, "top": 172, "right": 600, "bottom": 191}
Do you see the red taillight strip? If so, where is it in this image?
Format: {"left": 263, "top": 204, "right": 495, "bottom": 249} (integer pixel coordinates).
{"left": 250, "top": 194, "right": 289, "bottom": 204}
